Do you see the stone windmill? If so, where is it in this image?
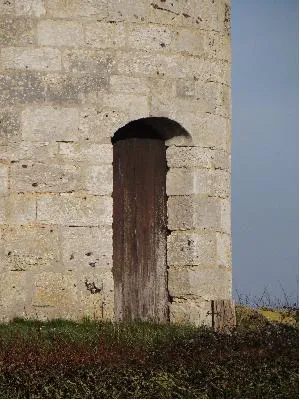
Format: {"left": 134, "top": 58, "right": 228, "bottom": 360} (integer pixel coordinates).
{"left": 0, "top": 0, "right": 234, "bottom": 329}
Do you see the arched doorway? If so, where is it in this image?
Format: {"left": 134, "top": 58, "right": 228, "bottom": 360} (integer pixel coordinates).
{"left": 112, "top": 120, "right": 168, "bottom": 322}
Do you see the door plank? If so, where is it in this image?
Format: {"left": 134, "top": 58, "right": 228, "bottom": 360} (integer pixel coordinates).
{"left": 113, "top": 136, "right": 168, "bottom": 322}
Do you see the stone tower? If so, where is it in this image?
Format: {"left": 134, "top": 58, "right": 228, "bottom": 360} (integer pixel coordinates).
{"left": 0, "top": 0, "right": 233, "bottom": 327}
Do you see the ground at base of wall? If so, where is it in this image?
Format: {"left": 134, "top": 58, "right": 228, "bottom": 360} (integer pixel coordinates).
{"left": 0, "top": 306, "right": 298, "bottom": 399}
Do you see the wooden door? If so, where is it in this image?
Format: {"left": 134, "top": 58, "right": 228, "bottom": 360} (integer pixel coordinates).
{"left": 113, "top": 135, "right": 168, "bottom": 323}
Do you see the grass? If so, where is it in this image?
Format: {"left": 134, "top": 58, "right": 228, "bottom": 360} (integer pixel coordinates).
{"left": 0, "top": 306, "right": 298, "bottom": 398}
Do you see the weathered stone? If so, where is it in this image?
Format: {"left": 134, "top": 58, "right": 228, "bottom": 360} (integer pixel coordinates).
{"left": 37, "top": 194, "right": 112, "bottom": 226}
{"left": 0, "top": 165, "right": 8, "bottom": 194}
{"left": 217, "top": 232, "right": 232, "bottom": 267}
{"left": 110, "top": 75, "right": 149, "bottom": 94}
{"left": 38, "top": 20, "right": 84, "bottom": 47}
{"left": 43, "top": 72, "right": 108, "bottom": 104}
{"left": 0, "top": 0, "right": 15, "bottom": 15}
{"left": 79, "top": 107, "right": 130, "bottom": 141}
{"left": 0, "top": 108, "right": 21, "bottom": 143}
{"left": 0, "top": 71, "right": 45, "bottom": 105}
{"left": 169, "top": 298, "right": 212, "bottom": 327}
{"left": 168, "top": 196, "right": 230, "bottom": 233}
{"left": 8, "top": 193, "right": 37, "bottom": 224}
{"left": 127, "top": 24, "right": 174, "bottom": 52}
{"left": 1, "top": 226, "right": 60, "bottom": 272}
{"left": 0, "top": 194, "right": 36, "bottom": 224}
{"left": 176, "top": 79, "right": 195, "bottom": 97}
{"left": 85, "top": 165, "right": 113, "bottom": 195}
{"left": 195, "top": 81, "right": 231, "bottom": 118}
{"left": 0, "top": 17, "right": 36, "bottom": 46}
{"left": 62, "top": 49, "right": 115, "bottom": 74}
{"left": 168, "top": 265, "right": 232, "bottom": 300}
{"left": 166, "top": 168, "right": 230, "bottom": 197}
{"left": 107, "top": 0, "right": 149, "bottom": 22}
{"left": 46, "top": 0, "right": 107, "bottom": 18}
{"left": 58, "top": 143, "right": 112, "bottom": 164}
{"left": 10, "top": 162, "right": 83, "bottom": 193}
{"left": 85, "top": 22, "right": 126, "bottom": 49}
{"left": 167, "top": 232, "right": 217, "bottom": 267}
{"left": 166, "top": 146, "right": 230, "bottom": 170}
{"left": 60, "top": 226, "right": 112, "bottom": 271}
{"left": 22, "top": 106, "right": 79, "bottom": 141}
{"left": 165, "top": 113, "right": 230, "bottom": 150}
{"left": 0, "top": 141, "right": 57, "bottom": 163}
{"left": 31, "top": 272, "right": 78, "bottom": 308}
{"left": 105, "top": 93, "right": 149, "bottom": 116}
{"left": 1, "top": 47, "right": 61, "bottom": 71}
{"left": 15, "top": 0, "right": 46, "bottom": 17}
{"left": 148, "top": 0, "right": 196, "bottom": 28}
{"left": 0, "top": 272, "right": 30, "bottom": 321}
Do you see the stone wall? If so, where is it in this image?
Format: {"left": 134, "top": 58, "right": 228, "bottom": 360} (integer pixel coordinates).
{"left": 0, "top": 0, "right": 232, "bottom": 325}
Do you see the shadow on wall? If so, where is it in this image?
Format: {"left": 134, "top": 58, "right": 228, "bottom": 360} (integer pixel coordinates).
{"left": 111, "top": 117, "right": 190, "bottom": 143}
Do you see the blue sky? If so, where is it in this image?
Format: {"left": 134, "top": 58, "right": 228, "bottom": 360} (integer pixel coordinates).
{"left": 231, "top": 0, "right": 298, "bottom": 304}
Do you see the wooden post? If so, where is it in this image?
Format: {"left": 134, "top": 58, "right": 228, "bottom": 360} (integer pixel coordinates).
{"left": 211, "top": 300, "right": 236, "bottom": 333}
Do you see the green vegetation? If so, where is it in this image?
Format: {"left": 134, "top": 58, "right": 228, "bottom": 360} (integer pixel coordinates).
{"left": 0, "top": 306, "right": 298, "bottom": 398}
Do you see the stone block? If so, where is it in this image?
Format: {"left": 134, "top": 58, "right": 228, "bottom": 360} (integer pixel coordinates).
{"left": 2, "top": 226, "right": 61, "bottom": 272}
{"left": 75, "top": 270, "right": 114, "bottom": 320}
{"left": 167, "top": 232, "right": 217, "bottom": 267}
{"left": 204, "top": 31, "right": 231, "bottom": 62}
{"left": 195, "top": 80, "right": 231, "bottom": 118}
{"left": 22, "top": 106, "right": 79, "bottom": 141}
{"left": 166, "top": 113, "right": 229, "bottom": 151}
{"left": 0, "top": 71, "right": 45, "bottom": 105}
{"left": 38, "top": 20, "right": 84, "bottom": 47}
{"left": 15, "top": 0, "right": 46, "bottom": 17}
{"left": 85, "top": 165, "right": 113, "bottom": 195}
{"left": 0, "top": 196, "right": 6, "bottom": 223}
{"left": 175, "top": 28, "right": 204, "bottom": 55}
{"left": 166, "top": 168, "right": 230, "bottom": 197}
{"left": 194, "top": 0, "right": 228, "bottom": 33}
{"left": 0, "top": 108, "right": 21, "bottom": 143}
{"left": 217, "top": 232, "right": 232, "bottom": 267}
{"left": 169, "top": 298, "right": 212, "bottom": 327}
{"left": 7, "top": 193, "right": 37, "bottom": 224}
{"left": 0, "top": 272, "right": 30, "bottom": 321}
{"left": 0, "top": 165, "right": 8, "bottom": 194}
{"left": 167, "top": 196, "right": 230, "bottom": 233}
{"left": 0, "top": 17, "right": 37, "bottom": 46}
{"left": 148, "top": 0, "right": 196, "bottom": 28}
{"left": 151, "top": 90, "right": 214, "bottom": 118}
{"left": 105, "top": 93, "right": 149, "bottom": 116}
{"left": 62, "top": 49, "right": 115, "bottom": 74}
{"left": 168, "top": 265, "right": 232, "bottom": 300}
{"left": 107, "top": 0, "right": 149, "bottom": 22}
{"left": 1, "top": 47, "right": 61, "bottom": 71}
{"left": 176, "top": 79, "right": 195, "bottom": 97}
{"left": 85, "top": 22, "right": 126, "bottom": 49}
{"left": 43, "top": 72, "right": 108, "bottom": 104}
{"left": 46, "top": 0, "right": 107, "bottom": 18}
{"left": 10, "top": 162, "right": 83, "bottom": 193}
{"left": 0, "top": 0, "right": 15, "bottom": 15}
{"left": 58, "top": 143, "right": 112, "bottom": 164}
{"left": 31, "top": 272, "right": 77, "bottom": 309}
{"left": 127, "top": 25, "right": 174, "bottom": 52}
{"left": 110, "top": 75, "right": 149, "bottom": 95}
{"left": 166, "top": 146, "right": 230, "bottom": 170}
{"left": 37, "top": 194, "right": 112, "bottom": 226}
{"left": 79, "top": 107, "right": 130, "bottom": 140}
{"left": 0, "top": 141, "right": 57, "bottom": 163}
{"left": 61, "top": 226, "right": 112, "bottom": 271}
